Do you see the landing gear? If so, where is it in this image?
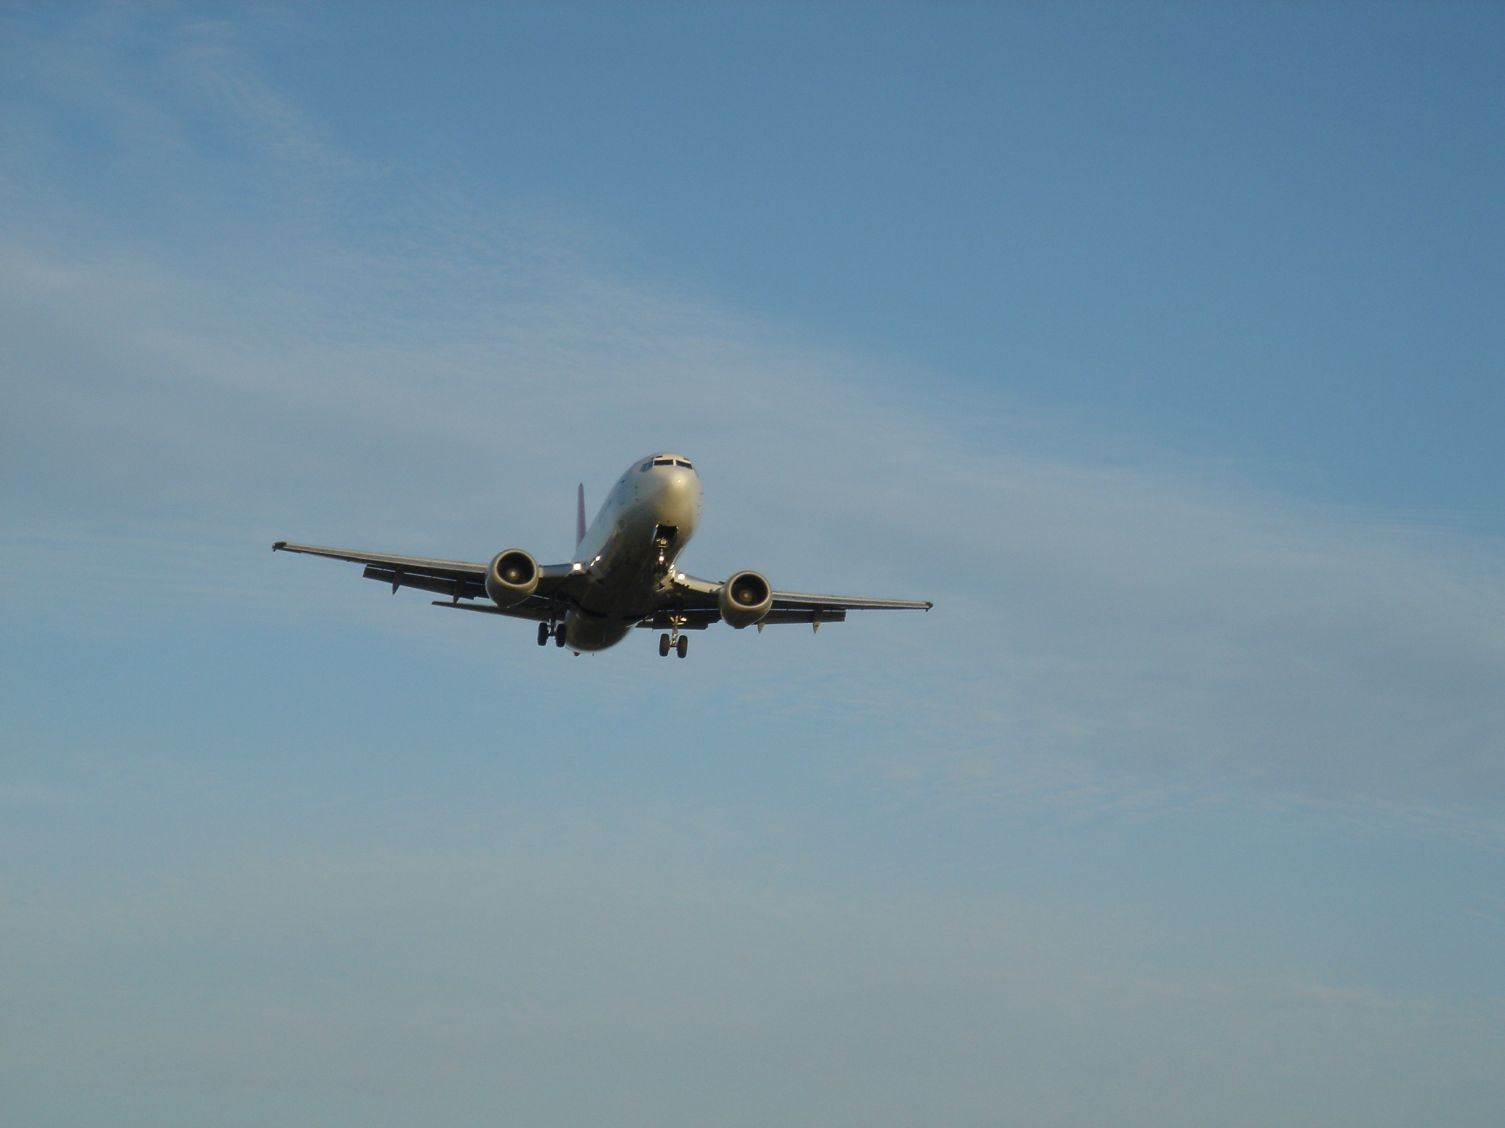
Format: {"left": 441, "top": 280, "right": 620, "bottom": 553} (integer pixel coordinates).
{"left": 652, "top": 525, "right": 678, "bottom": 574}
{"left": 537, "top": 622, "right": 550, "bottom": 647}
{"left": 554, "top": 623, "right": 567, "bottom": 647}
{"left": 540, "top": 619, "right": 568, "bottom": 649}
{"left": 658, "top": 616, "right": 689, "bottom": 659}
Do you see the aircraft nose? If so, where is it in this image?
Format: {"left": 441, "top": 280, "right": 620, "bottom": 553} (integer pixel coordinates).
{"left": 658, "top": 469, "right": 700, "bottom": 522}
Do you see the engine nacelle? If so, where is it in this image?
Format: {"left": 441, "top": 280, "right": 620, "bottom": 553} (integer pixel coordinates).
{"left": 718, "top": 570, "right": 773, "bottom": 629}
{"left": 486, "top": 548, "right": 540, "bottom": 608}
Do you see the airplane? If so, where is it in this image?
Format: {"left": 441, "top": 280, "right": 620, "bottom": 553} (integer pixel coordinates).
{"left": 274, "top": 452, "right": 932, "bottom": 658}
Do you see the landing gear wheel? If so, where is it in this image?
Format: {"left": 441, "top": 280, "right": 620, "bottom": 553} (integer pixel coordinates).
{"left": 554, "top": 624, "right": 567, "bottom": 647}
{"left": 659, "top": 633, "right": 671, "bottom": 658}
{"left": 676, "top": 635, "right": 688, "bottom": 659}
{"left": 537, "top": 622, "right": 549, "bottom": 647}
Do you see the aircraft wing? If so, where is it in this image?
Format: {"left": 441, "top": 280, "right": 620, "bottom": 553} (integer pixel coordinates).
{"left": 655, "top": 572, "right": 932, "bottom": 629}
{"left": 271, "top": 540, "right": 575, "bottom": 620}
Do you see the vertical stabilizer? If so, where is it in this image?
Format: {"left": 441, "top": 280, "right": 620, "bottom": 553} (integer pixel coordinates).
{"left": 576, "top": 483, "right": 586, "bottom": 547}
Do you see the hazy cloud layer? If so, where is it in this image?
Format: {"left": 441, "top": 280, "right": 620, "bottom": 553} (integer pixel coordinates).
{"left": 4, "top": 9, "right": 1505, "bottom": 1127}
{"left": 5, "top": 148, "right": 1503, "bottom": 829}
{"left": 6, "top": 815, "right": 1504, "bottom": 1128}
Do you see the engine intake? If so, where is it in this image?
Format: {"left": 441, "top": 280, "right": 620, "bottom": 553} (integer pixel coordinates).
{"left": 718, "top": 570, "right": 772, "bottom": 629}
{"left": 486, "top": 549, "right": 540, "bottom": 608}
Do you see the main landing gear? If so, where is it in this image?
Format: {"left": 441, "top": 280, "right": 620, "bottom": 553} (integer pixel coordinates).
{"left": 537, "top": 621, "right": 566, "bottom": 648}
{"left": 658, "top": 616, "right": 689, "bottom": 659}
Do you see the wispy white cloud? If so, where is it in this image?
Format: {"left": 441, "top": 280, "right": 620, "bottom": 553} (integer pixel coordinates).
{"left": 4, "top": 6, "right": 1504, "bottom": 840}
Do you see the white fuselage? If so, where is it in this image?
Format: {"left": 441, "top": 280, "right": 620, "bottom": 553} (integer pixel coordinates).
{"left": 563, "top": 454, "right": 703, "bottom": 651}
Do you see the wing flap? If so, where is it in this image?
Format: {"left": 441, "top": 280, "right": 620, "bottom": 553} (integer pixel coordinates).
{"left": 273, "top": 540, "right": 488, "bottom": 576}
{"left": 431, "top": 599, "right": 555, "bottom": 622}
{"left": 760, "top": 607, "right": 849, "bottom": 625}
{"left": 363, "top": 564, "right": 484, "bottom": 601}
{"left": 274, "top": 540, "right": 577, "bottom": 607}
{"left": 769, "top": 590, "right": 932, "bottom": 612}
{"left": 669, "top": 572, "right": 930, "bottom": 612}
{"left": 663, "top": 572, "right": 929, "bottom": 626}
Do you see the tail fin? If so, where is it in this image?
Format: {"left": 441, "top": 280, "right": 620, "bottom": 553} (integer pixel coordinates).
{"left": 576, "top": 483, "right": 586, "bottom": 548}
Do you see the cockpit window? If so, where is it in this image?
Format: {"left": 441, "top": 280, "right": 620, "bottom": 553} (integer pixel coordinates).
{"left": 653, "top": 458, "right": 673, "bottom": 467}
{"left": 675, "top": 459, "right": 693, "bottom": 469}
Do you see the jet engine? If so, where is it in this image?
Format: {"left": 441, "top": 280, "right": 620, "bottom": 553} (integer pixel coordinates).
{"left": 718, "top": 570, "right": 773, "bottom": 628}
{"left": 486, "top": 549, "right": 540, "bottom": 608}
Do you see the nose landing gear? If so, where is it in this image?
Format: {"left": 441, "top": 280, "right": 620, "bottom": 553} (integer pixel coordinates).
{"left": 651, "top": 525, "right": 679, "bottom": 573}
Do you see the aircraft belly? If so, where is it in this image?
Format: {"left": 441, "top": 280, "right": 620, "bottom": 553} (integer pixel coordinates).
{"left": 573, "top": 561, "right": 653, "bottom": 619}
{"left": 565, "top": 547, "right": 656, "bottom": 651}
{"left": 563, "top": 612, "right": 631, "bottom": 652}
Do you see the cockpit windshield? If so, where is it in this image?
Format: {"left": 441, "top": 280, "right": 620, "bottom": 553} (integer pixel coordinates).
{"left": 650, "top": 456, "right": 694, "bottom": 469}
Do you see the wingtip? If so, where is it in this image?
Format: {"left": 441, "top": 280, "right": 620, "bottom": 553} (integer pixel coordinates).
{"left": 272, "top": 540, "right": 286, "bottom": 552}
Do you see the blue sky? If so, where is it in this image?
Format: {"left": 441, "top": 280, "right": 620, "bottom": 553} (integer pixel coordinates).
{"left": 3, "top": 4, "right": 1504, "bottom": 1125}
